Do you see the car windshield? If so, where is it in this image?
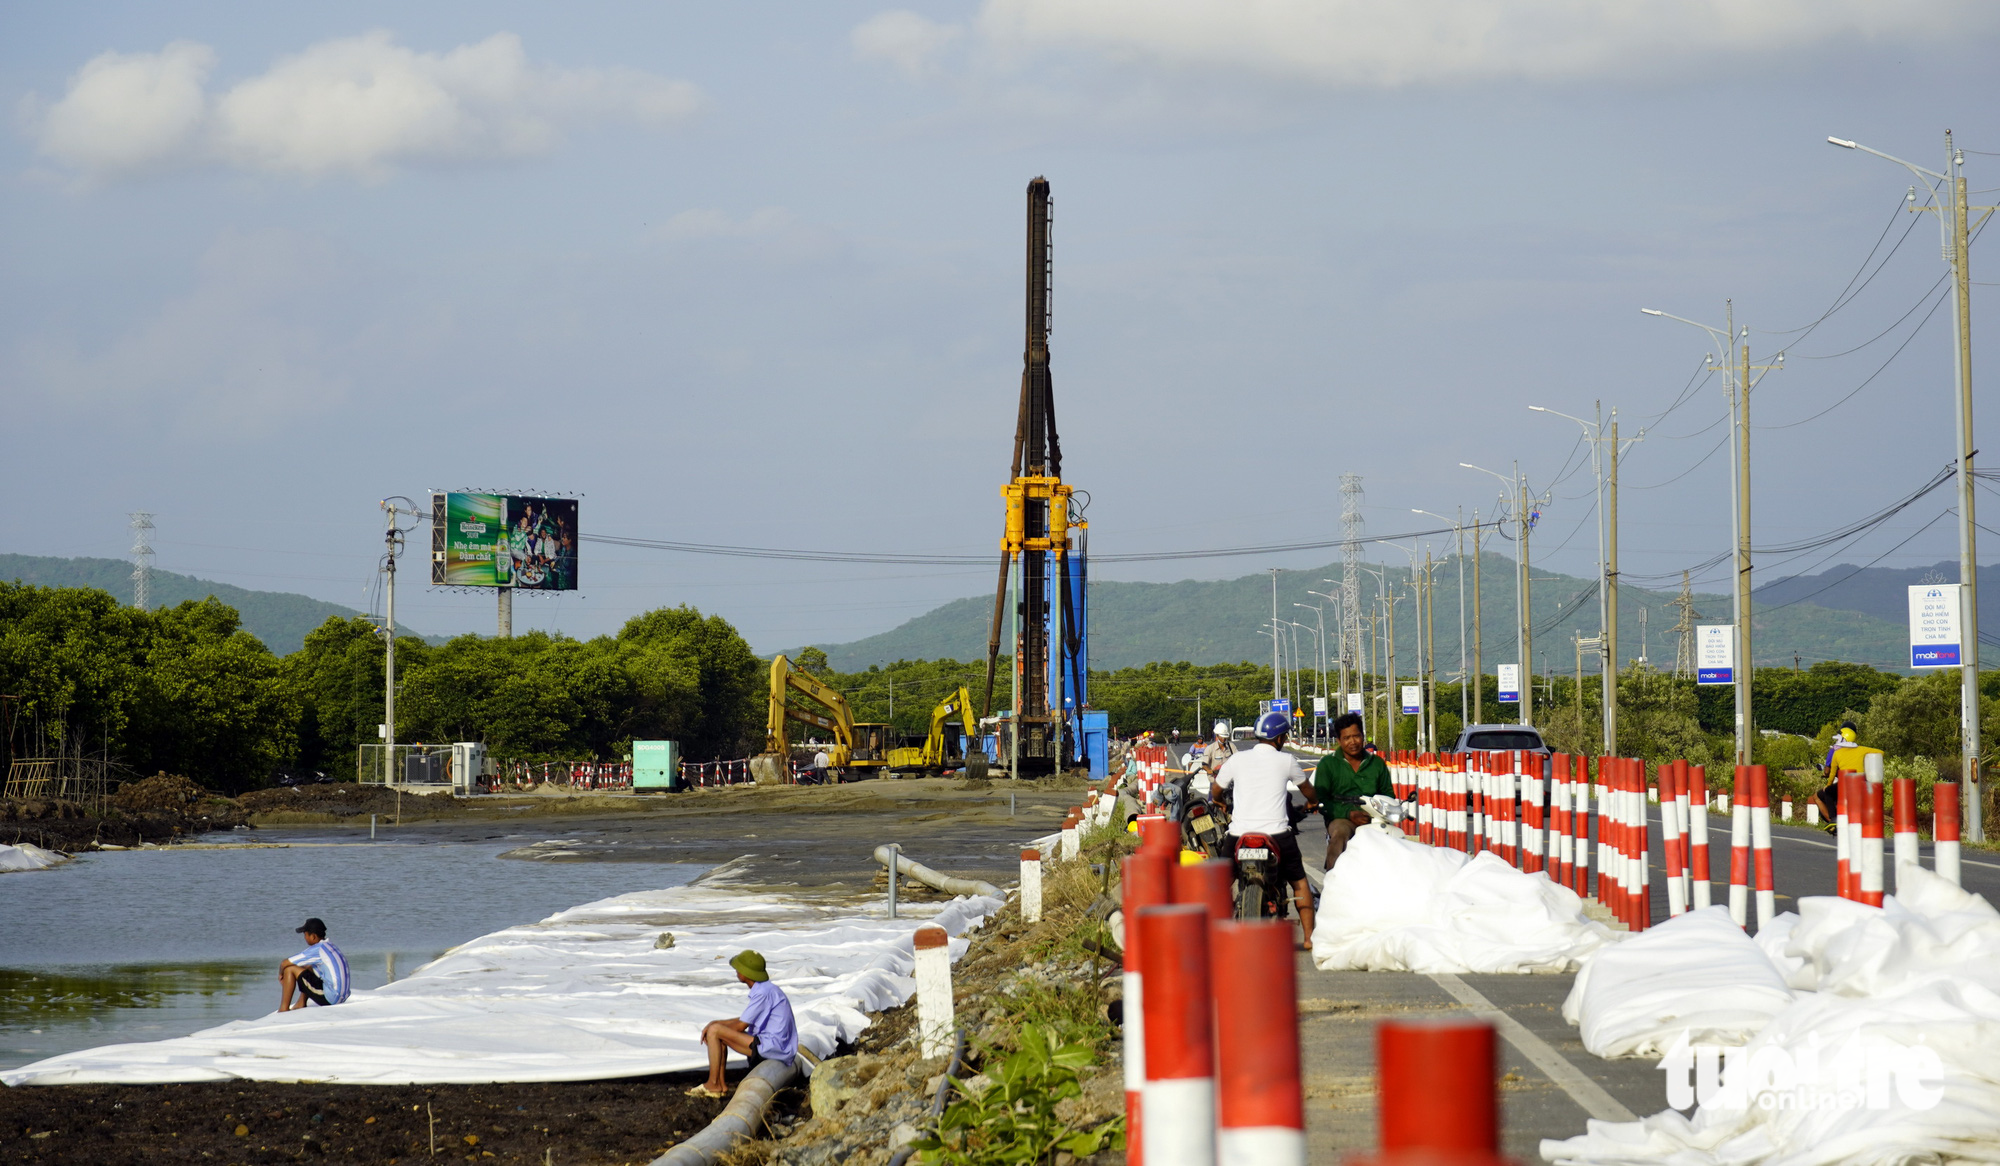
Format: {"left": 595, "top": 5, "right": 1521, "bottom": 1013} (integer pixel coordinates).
{"left": 1466, "top": 730, "right": 1545, "bottom": 752}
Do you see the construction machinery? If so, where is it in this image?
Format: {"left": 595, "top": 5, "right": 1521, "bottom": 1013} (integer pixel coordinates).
{"left": 980, "top": 177, "right": 1100, "bottom": 778}
{"left": 764, "top": 655, "right": 891, "bottom": 777}
{"left": 886, "top": 686, "right": 979, "bottom": 774}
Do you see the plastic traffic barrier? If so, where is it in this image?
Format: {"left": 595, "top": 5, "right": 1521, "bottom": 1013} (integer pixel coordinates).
{"left": 1121, "top": 850, "right": 1174, "bottom": 1166}
{"left": 1138, "top": 905, "right": 1215, "bottom": 1166}
{"left": 1213, "top": 921, "right": 1304, "bottom": 1166}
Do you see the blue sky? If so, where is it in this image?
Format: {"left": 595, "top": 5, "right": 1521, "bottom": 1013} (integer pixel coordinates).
{"left": 4, "top": 2, "right": 1997, "bottom": 653}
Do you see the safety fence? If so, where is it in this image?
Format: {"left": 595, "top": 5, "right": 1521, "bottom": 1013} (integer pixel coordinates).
{"left": 490, "top": 757, "right": 814, "bottom": 791}
{"left": 1380, "top": 749, "right": 1967, "bottom": 933}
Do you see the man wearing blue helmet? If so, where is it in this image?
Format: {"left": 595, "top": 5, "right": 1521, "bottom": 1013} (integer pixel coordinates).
{"left": 1213, "top": 709, "right": 1318, "bottom": 947}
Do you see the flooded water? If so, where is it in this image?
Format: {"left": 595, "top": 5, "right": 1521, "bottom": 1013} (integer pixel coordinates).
{"left": 0, "top": 833, "right": 704, "bottom": 1071}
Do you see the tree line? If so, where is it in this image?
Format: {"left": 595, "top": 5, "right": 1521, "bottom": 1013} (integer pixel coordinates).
{"left": 2, "top": 578, "right": 1987, "bottom": 795}
{"left": 0, "top": 583, "right": 763, "bottom": 793}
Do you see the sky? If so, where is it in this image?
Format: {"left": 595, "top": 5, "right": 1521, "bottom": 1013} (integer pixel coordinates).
{"left": 4, "top": 1, "right": 1999, "bottom": 656}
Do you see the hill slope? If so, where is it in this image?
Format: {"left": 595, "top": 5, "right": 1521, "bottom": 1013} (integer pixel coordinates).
{"left": 0, "top": 554, "right": 395, "bottom": 656}
{"left": 812, "top": 554, "right": 1916, "bottom": 674}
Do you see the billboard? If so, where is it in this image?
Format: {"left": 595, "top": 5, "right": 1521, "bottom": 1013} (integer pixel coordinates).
{"left": 432, "top": 493, "right": 579, "bottom": 590}
{"left": 1401, "top": 685, "right": 1421, "bottom": 715}
{"left": 1908, "top": 584, "right": 1962, "bottom": 668}
{"left": 1696, "top": 624, "right": 1735, "bottom": 684}
{"left": 1497, "top": 664, "right": 1520, "bottom": 704}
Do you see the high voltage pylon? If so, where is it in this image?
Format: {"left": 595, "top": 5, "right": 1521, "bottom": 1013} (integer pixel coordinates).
{"left": 128, "top": 512, "right": 155, "bottom": 612}
{"left": 1340, "top": 473, "right": 1365, "bottom": 723}
{"left": 1668, "top": 570, "right": 1702, "bottom": 678}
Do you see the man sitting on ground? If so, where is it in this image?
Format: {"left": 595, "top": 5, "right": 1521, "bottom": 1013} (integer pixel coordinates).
{"left": 279, "top": 917, "right": 350, "bottom": 1011}
{"left": 1214, "top": 711, "right": 1318, "bottom": 948}
{"left": 692, "top": 950, "right": 797, "bottom": 1099}
{"left": 1313, "top": 713, "right": 1394, "bottom": 872}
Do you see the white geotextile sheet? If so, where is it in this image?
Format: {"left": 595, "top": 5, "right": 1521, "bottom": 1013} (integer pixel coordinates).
{"left": 1544, "top": 865, "right": 2000, "bottom": 1166}
{"left": 1563, "top": 906, "right": 1796, "bottom": 1058}
{"left": 1310, "top": 827, "right": 1618, "bottom": 974}
{"left": 0, "top": 843, "right": 66, "bottom": 872}
{"left": 3, "top": 879, "right": 1000, "bottom": 1086}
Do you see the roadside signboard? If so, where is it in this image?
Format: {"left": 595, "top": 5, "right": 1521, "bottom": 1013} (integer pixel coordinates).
{"left": 1696, "top": 624, "right": 1734, "bottom": 685}
{"left": 1259, "top": 699, "right": 1293, "bottom": 718}
{"left": 1909, "top": 584, "right": 1963, "bottom": 668}
{"left": 1346, "top": 693, "right": 1362, "bottom": 713}
{"left": 1497, "top": 664, "right": 1520, "bottom": 704}
{"left": 1313, "top": 695, "right": 1328, "bottom": 716}
{"left": 1401, "top": 685, "right": 1420, "bottom": 714}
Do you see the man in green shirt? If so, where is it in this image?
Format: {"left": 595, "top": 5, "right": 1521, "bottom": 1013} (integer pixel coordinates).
{"left": 1313, "top": 713, "right": 1394, "bottom": 871}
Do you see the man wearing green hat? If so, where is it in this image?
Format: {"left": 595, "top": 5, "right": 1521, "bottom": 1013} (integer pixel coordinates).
{"left": 692, "top": 950, "right": 797, "bottom": 1098}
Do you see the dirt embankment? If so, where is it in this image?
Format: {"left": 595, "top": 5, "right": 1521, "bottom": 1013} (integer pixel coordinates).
{"left": 0, "top": 1074, "right": 734, "bottom": 1166}
{"left": 1, "top": 775, "right": 248, "bottom": 851}
{"left": 741, "top": 827, "right": 1130, "bottom": 1166}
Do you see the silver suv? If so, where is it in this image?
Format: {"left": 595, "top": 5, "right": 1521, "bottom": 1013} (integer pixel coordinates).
{"left": 1451, "top": 724, "right": 1552, "bottom": 755}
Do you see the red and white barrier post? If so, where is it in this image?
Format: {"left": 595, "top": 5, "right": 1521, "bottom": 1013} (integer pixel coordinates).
{"left": 1857, "top": 754, "right": 1885, "bottom": 908}
{"left": 1728, "top": 765, "right": 1751, "bottom": 928}
{"left": 1522, "top": 752, "right": 1545, "bottom": 874}
{"left": 1662, "top": 762, "right": 1686, "bottom": 917}
{"left": 1550, "top": 754, "right": 1571, "bottom": 887}
{"left": 1935, "top": 780, "right": 1963, "bottom": 886}
{"left": 1892, "top": 769, "right": 1919, "bottom": 891}
{"left": 1021, "top": 849, "right": 1043, "bottom": 923}
{"left": 1213, "top": 920, "right": 1305, "bottom": 1166}
{"left": 1139, "top": 904, "right": 1216, "bottom": 1166}
{"left": 1573, "top": 755, "right": 1593, "bottom": 896}
{"left": 1688, "top": 764, "right": 1712, "bottom": 910}
{"left": 1122, "top": 850, "right": 1173, "bottom": 1166}
{"left": 1750, "top": 764, "right": 1775, "bottom": 926}
{"left": 1354, "top": 1020, "right": 1504, "bottom": 1166}
{"left": 1836, "top": 770, "right": 1856, "bottom": 899}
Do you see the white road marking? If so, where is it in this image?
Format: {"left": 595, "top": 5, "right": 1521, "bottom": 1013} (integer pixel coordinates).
{"left": 1427, "top": 972, "right": 1638, "bottom": 1124}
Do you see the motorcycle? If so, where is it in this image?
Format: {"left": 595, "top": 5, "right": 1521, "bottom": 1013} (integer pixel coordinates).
{"left": 1227, "top": 798, "right": 1314, "bottom": 921}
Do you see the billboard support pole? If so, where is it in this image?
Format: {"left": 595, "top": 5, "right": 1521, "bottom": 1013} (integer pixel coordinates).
{"left": 382, "top": 503, "right": 399, "bottom": 787}
{"left": 499, "top": 587, "right": 512, "bottom": 638}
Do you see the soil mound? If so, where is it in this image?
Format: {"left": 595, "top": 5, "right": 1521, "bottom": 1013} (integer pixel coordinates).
{"left": 113, "top": 773, "right": 210, "bottom": 813}
{"left": 237, "top": 783, "right": 402, "bottom": 818}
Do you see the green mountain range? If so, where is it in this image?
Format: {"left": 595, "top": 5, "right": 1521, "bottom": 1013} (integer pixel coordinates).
{"left": 0, "top": 554, "right": 401, "bottom": 656}
{"left": 811, "top": 553, "right": 1918, "bottom": 675}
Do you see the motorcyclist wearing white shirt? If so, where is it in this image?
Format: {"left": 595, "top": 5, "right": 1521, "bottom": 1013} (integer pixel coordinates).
{"left": 1213, "top": 710, "right": 1318, "bottom": 948}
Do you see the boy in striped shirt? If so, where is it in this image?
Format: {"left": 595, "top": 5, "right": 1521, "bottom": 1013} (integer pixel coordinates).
{"left": 280, "top": 917, "right": 351, "bottom": 1010}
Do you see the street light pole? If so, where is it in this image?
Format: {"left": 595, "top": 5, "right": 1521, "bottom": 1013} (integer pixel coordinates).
{"left": 1642, "top": 307, "right": 1776, "bottom": 770}
{"left": 1462, "top": 463, "right": 1533, "bottom": 726}
{"left": 1829, "top": 131, "right": 1991, "bottom": 842}
{"left": 1415, "top": 508, "right": 1470, "bottom": 729}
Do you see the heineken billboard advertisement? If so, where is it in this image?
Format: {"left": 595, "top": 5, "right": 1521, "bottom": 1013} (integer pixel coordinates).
{"left": 432, "top": 493, "right": 579, "bottom": 591}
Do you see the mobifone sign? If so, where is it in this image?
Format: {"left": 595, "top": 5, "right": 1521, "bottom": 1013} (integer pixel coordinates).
{"left": 1908, "top": 583, "right": 1962, "bottom": 669}
{"left": 1497, "top": 664, "right": 1520, "bottom": 704}
{"left": 431, "top": 493, "right": 580, "bottom": 591}
{"left": 1696, "top": 624, "right": 1735, "bottom": 685}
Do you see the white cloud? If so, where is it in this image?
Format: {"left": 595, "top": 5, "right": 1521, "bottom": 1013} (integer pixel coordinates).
{"left": 852, "top": 10, "right": 964, "bottom": 78}
{"left": 29, "top": 41, "right": 214, "bottom": 173}
{"left": 27, "top": 32, "right": 700, "bottom": 180}
{"left": 973, "top": 0, "right": 1993, "bottom": 86}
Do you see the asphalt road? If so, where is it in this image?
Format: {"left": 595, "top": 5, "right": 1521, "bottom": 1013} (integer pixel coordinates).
{"left": 1160, "top": 742, "right": 1999, "bottom": 1157}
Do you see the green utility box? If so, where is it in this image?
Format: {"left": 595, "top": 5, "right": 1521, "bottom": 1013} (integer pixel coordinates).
{"left": 632, "top": 740, "right": 681, "bottom": 791}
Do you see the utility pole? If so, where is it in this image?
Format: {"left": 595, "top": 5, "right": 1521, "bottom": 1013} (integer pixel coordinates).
{"left": 1830, "top": 131, "right": 1993, "bottom": 839}
{"left": 1517, "top": 463, "right": 1534, "bottom": 728}
{"left": 1736, "top": 337, "right": 1754, "bottom": 769}
{"left": 1385, "top": 591, "right": 1397, "bottom": 749}
{"left": 1425, "top": 551, "right": 1439, "bottom": 750}
{"left": 1471, "top": 511, "right": 1483, "bottom": 722}
{"left": 1606, "top": 417, "right": 1621, "bottom": 753}
{"left": 1270, "top": 569, "right": 1281, "bottom": 702}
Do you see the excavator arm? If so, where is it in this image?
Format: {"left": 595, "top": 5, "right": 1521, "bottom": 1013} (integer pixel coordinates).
{"left": 766, "top": 655, "right": 855, "bottom": 766}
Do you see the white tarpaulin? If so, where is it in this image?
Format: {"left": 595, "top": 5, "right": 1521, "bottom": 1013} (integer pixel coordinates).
{"left": 3, "top": 878, "right": 1000, "bottom": 1086}
{"left": 1311, "top": 828, "right": 1618, "bottom": 974}
{"left": 0, "top": 843, "right": 67, "bottom": 872}
{"left": 1544, "top": 866, "right": 2000, "bottom": 1166}
{"left": 1563, "top": 906, "right": 1796, "bottom": 1059}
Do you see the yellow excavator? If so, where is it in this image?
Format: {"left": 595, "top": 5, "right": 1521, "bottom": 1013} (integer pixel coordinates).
{"left": 886, "top": 686, "right": 978, "bottom": 774}
{"left": 764, "top": 655, "right": 891, "bottom": 777}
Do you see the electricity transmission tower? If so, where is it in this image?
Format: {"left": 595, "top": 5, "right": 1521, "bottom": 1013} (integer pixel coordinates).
{"left": 128, "top": 513, "right": 155, "bottom": 612}
{"left": 1668, "top": 570, "right": 1702, "bottom": 677}
{"left": 1340, "top": 474, "right": 1365, "bottom": 712}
